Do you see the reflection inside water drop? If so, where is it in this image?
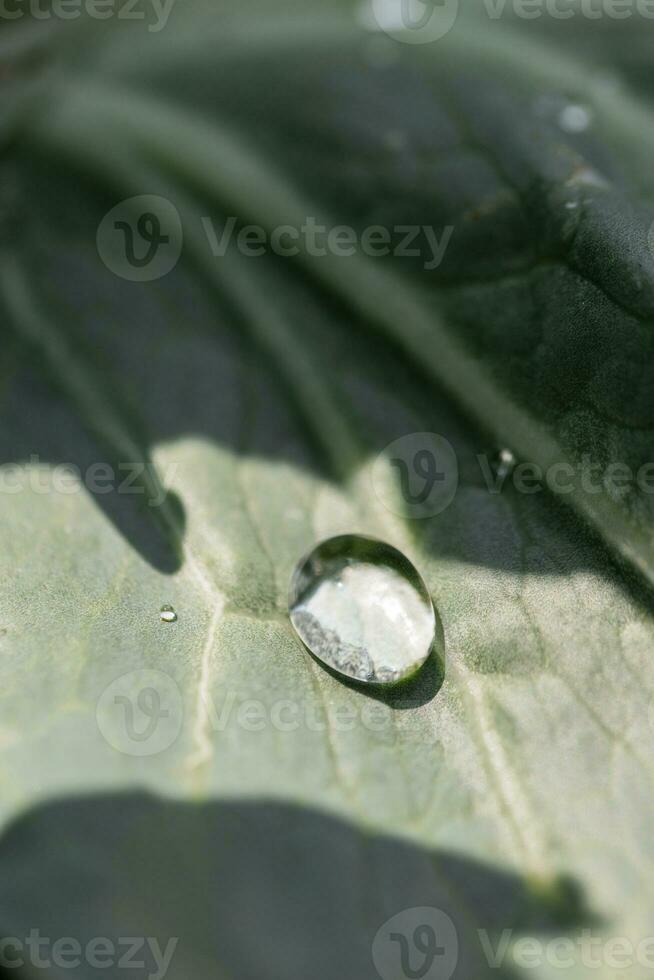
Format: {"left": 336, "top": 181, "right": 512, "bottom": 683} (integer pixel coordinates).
{"left": 160, "top": 605, "right": 177, "bottom": 623}
{"left": 289, "top": 535, "right": 437, "bottom": 686}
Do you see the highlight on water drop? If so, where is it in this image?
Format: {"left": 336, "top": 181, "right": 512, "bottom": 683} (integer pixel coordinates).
{"left": 160, "top": 605, "right": 178, "bottom": 623}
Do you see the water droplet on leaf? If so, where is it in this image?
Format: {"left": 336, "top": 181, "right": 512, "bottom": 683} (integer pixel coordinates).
{"left": 160, "top": 605, "right": 177, "bottom": 623}
{"left": 558, "top": 104, "right": 593, "bottom": 133}
{"left": 289, "top": 535, "right": 436, "bottom": 686}
{"left": 491, "top": 448, "right": 516, "bottom": 480}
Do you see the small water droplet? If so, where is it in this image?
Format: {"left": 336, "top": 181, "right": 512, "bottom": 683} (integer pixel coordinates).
{"left": 491, "top": 448, "right": 516, "bottom": 480}
{"left": 289, "top": 535, "right": 437, "bottom": 686}
{"left": 558, "top": 104, "right": 593, "bottom": 134}
{"left": 160, "top": 605, "right": 177, "bottom": 623}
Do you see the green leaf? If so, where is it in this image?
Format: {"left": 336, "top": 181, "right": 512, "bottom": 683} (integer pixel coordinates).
{"left": 0, "top": 4, "right": 653, "bottom": 977}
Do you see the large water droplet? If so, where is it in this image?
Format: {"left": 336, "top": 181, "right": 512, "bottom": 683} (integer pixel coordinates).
{"left": 289, "top": 535, "right": 436, "bottom": 686}
{"left": 160, "top": 604, "right": 177, "bottom": 623}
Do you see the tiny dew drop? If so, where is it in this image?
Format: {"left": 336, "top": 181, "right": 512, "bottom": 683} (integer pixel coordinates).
{"left": 289, "top": 535, "right": 437, "bottom": 686}
{"left": 160, "top": 605, "right": 177, "bottom": 623}
{"left": 558, "top": 103, "right": 593, "bottom": 133}
{"left": 491, "top": 447, "right": 516, "bottom": 481}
